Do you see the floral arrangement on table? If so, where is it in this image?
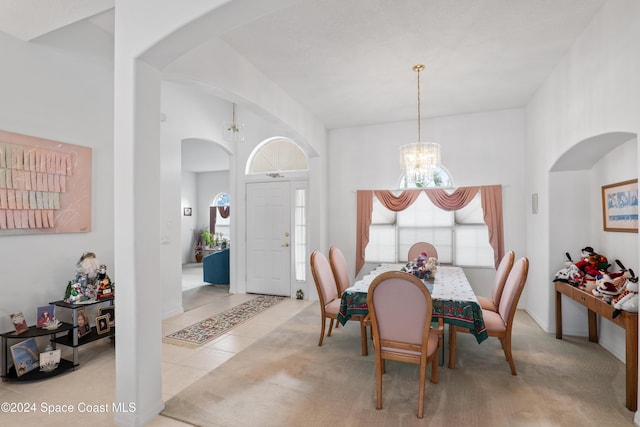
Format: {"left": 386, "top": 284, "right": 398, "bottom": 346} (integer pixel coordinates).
{"left": 402, "top": 252, "right": 438, "bottom": 280}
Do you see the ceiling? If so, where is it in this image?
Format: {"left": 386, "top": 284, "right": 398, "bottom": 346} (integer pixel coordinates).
{"left": 0, "top": 0, "right": 607, "bottom": 131}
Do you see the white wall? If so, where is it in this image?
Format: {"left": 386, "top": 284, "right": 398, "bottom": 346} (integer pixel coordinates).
{"left": 181, "top": 171, "right": 198, "bottom": 264}
{"left": 0, "top": 32, "right": 114, "bottom": 333}
{"left": 328, "top": 108, "right": 527, "bottom": 299}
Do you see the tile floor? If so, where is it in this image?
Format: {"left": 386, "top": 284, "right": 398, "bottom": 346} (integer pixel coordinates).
{"left": 0, "top": 264, "right": 312, "bottom": 426}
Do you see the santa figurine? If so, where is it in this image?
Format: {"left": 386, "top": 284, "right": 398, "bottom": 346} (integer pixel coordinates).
{"left": 76, "top": 251, "right": 100, "bottom": 281}
{"left": 75, "top": 252, "right": 101, "bottom": 300}
{"left": 613, "top": 269, "right": 638, "bottom": 318}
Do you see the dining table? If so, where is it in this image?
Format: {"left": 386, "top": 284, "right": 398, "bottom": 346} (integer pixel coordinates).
{"left": 337, "top": 264, "right": 488, "bottom": 344}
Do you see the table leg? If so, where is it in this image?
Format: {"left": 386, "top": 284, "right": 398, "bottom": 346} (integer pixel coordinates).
{"left": 448, "top": 325, "right": 457, "bottom": 369}
{"left": 625, "top": 314, "right": 638, "bottom": 411}
{"left": 555, "top": 290, "right": 562, "bottom": 339}
{"left": 360, "top": 317, "right": 368, "bottom": 356}
{"left": 587, "top": 309, "right": 598, "bottom": 343}
{"left": 1, "top": 336, "right": 6, "bottom": 378}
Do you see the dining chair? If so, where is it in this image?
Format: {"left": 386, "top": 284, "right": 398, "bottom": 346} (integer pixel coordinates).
{"left": 448, "top": 257, "right": 529, "bottom": 375}
{"left": 329, "top": 246, "right": 351, "bottom": 297}
{"left": 329, "top": 246, "right": 371, "bottom": 353}
{"left": 310, "top": 251, "right": 369, "bottom": 355}
{"left": 310, "top": 251, "right": 339, "bottom": 346}
{"left": 476, "top": 250, "right": 515, "bottom": 312}
{"left": 407, "top": 242, "right": 438, "bottom": 261}
{"left": 367, "top": 270, "right": 440, "bottom": 419}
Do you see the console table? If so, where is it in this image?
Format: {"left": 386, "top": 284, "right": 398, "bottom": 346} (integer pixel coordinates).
{"left": 554, "top": 281, "right": 638, "bottom": 411}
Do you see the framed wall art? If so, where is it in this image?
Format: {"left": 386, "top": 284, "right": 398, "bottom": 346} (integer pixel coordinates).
{"left": 602, "top": 179, "right": 638, "bottom": 232}
{"left": 0, "top": 129, "right": 92, "bottom": 236}
{"left": 183, "top": 207, "right": 192, "bottom": 216}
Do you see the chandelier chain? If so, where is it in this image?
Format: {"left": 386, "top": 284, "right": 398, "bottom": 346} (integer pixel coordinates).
{"left": 417, "top": 67, "right": 421, "bottom": 142}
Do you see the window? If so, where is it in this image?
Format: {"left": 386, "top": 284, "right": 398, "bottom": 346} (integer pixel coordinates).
{"left": 399, "top": 165, "right": 453, "bottom": 189}
{"left": 365, "top": 192, "right": 493, "bottom": 267}
{"left": 294, "top": 188, "right": 307, "bottom": 281}
{"left": 211, "top": 193, "right": 230, "bottom": 241}
{"left": 246, "top": 137, "right": 308, "bottom": 174}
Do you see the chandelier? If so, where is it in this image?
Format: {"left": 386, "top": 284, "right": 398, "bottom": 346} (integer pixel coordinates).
{"left": 400, "top": 64, "right": 441, "bottom": 188}
{"left": 223, "top": 103, "right": 245, "bottom": 142}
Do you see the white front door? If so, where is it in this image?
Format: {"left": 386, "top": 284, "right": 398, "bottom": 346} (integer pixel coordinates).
{"left": 246, "top": 181, "right": 291, "bottom": 296}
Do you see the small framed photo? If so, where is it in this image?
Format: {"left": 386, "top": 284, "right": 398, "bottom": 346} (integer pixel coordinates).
{"left": 36, "top": 305, "right": 55, "bottom": 328}
{"left": 98, "top": 306, "right": 115, "bottom": 326}
{"left": 10, "top": 338, "right": 39, "bottom": 376}
{"left": 183, "top": 207, "right": 192, "bottom": 216}
{"left": 10, "top": 312, "right": 28, "bottom": 335}
{"left": 602, "top": 179, "right": 638, "bottom": 232}
{"left": 76, "top": 308, "right": 91, "bottom": 338}
{"left": 95, "top": 315, "right": 111, "bottom": 335}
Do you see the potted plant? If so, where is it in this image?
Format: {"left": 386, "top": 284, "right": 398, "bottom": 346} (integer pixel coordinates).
{"left": 194, "top": 244, "right": 203, "bottom": 262}
{"left": 193, "top": 228, "right": 205, "bottom": 262}
{"left": 201, "top": 230, "right": 214, "bottom": 248}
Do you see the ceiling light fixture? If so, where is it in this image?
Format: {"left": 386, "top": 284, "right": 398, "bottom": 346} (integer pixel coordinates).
{"left": 400, "top": 64, "right": 441, "bottom": 188}
{"left": 223, "top": 103, "right": 245, "bottom": 142}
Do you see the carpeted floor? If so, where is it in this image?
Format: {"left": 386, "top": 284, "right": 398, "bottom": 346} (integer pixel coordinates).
{"left": 161, "top": 304, "right": 635, "bottom": 427}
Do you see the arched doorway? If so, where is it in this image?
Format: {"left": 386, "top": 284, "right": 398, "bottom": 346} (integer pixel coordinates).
{"left": 181, "top": 138, "right": 231, "bottom": 304}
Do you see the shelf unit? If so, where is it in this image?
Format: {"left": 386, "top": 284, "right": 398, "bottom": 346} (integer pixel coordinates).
{"left": 1, "top": 323, "right": 75, "bottom": 382}
{"left": 50, "top": 297, "right": 115, "bottom": 366}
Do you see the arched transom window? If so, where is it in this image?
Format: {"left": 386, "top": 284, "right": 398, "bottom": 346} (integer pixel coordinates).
{"left": 246, "top": 137, "right": 308, "bottom": 175}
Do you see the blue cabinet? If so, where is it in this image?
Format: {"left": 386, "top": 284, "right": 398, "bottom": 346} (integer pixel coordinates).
{"left": 203, "top": 248, "right": 230, "bottom": 284}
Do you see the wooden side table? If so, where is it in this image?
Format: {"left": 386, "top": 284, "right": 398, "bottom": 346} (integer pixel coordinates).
{"left": 555, "top": 281, "right": 638, "bottom": 411}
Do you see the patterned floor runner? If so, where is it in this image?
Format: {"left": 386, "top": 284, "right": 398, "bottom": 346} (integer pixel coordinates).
{"left": 163, "top": 295, "right": 286, "bottom": 347}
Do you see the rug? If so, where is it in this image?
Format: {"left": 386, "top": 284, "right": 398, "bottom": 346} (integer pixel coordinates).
{"left": 163, "top": 295, "right": 285, "bottom": 347}
{"left": 161, "top": 304, "right": 634, "bottom": 427}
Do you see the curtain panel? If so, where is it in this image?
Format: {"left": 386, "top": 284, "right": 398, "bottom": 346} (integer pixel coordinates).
{"left": 209, "top": 206, "right": 231, "bottom": 235}
{"left": 355, "top": 186, "right": 504, "bottom": 274}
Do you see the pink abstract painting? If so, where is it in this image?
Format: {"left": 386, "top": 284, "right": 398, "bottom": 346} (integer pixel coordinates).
{"left": 0, "top": 129, "right": 91, "bottom": 235}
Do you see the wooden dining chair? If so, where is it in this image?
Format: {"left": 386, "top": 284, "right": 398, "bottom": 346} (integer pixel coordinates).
{"left": 367, "top": 270, "right": 440, "bottom": 419}
{"left": 310, "top": 251, "right": 340, "bottom": 346}
{"left": 449, "top": 257, "right": 529, "bottom": 375}
{"left": 407, "top": 242, "right": 438, "bottom": 261}
{"left": 476, "top": 250, "right": 515, "bottom": 312}
{"left": 328, "top": 246, "right": 370, "bottom": 355}
{"left": 329, "top": 246, "right": 351, "bottom": 297}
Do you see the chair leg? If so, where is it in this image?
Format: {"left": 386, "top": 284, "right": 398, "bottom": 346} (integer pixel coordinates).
{"left": 448, "top": 325, "right": 458, "bottom": 369}
{"left": 430, "top": 354, "right": 439, "bottom": 384}
{"left": 318, "top": 317, "right": 326, "bottom": 346}
{"left": 502, "top": 334, "right": 517, "bottom": 375}
{"left": 418, "top": 360, "right": 426, "bottom": 419}
{"left": 375, "top": 357, "right": 384, "bottom": 410}
{"left": 327, "top": 318, "right": 335, "bottom": 337}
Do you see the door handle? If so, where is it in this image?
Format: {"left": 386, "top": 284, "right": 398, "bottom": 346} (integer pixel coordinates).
{"left": 282, "top": 242, "right": 289, "bottom": 247}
